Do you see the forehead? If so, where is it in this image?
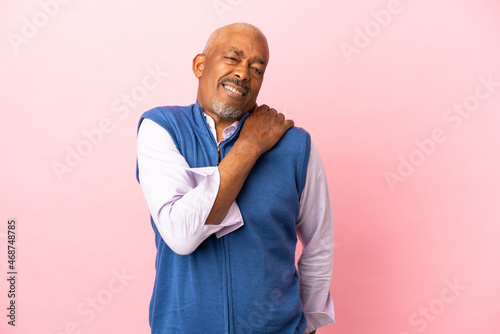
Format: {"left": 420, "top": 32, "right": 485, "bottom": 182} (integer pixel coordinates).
{"left": 216, "top": 30, "right": 269, "bottom": 63}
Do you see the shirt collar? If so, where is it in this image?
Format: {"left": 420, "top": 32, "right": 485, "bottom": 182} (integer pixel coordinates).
{"left": 203, "top": 113, "right": 240, "bottom": 143}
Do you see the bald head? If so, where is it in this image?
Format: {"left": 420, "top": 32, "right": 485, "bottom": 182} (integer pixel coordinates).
{"left": 202, "top": 23, "right": 269, "bottom": 57}
{"left": 193, "top": 23, "right": 269, "bottom": 122}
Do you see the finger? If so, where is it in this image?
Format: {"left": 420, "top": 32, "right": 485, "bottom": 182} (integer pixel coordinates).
{"left": 258, "top": 104, "right": 269, "bottom": 112}
{"left": 283, "top": 119, "right": 294, "bottom": 129}
{"left": 268, "top": 108, "right": 277, "bottom": 116}
{"left": 276, "top": 112, "right": 285, "bottom": 123}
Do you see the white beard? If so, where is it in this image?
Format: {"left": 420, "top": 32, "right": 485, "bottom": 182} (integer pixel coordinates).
{"left": 211, "top": 97, "right": 244, "bottom": 121}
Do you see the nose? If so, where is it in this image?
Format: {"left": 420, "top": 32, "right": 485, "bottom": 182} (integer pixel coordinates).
{"left": 234, "top": 63, "right": 250, "bottom": 81}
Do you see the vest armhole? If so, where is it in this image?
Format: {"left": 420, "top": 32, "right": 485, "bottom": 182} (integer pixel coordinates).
{"left": 135, "top": 108, "right": 179, "bottom": 183}
{"left": 298, "top": 131, "right": 311, "bottom": 199}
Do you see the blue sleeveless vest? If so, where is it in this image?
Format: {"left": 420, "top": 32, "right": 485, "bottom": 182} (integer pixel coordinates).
{"left": 136, "top": 102, "right": 311, "bottom": 333}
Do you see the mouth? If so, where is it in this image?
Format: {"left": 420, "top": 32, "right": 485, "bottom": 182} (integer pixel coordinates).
{"left": 219, "top": 79, "right": 250, "bottom": 98}
{"left": 222, "top": 84, "right": 246, "bottom": 96}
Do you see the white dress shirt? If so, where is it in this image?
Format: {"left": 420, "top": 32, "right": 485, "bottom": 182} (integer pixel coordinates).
{"left": 137, "top": 116, "right": 335, "bottom": 333}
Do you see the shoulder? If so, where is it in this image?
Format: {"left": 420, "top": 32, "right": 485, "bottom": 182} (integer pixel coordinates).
{"left": 138, "top": 104, "right": 196, "bottom": 131}
{"left": 268, "top": 125, "right": 312, "bottom": 169}
{"left": 141, "top": 104, "right": 192, "bottom": 121}
{"left": 279, "top": 126, "right": 311, "bottom": 153}
{"left": 286, "top": 126, "right": 310, "bottom": 138}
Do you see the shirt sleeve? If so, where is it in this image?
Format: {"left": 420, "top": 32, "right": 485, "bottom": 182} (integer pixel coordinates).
{"left": 296, "top": 141, "right": 335, "bottom": 333}
{"left": 137, "top": 118, "right": 244, "bottom": 255}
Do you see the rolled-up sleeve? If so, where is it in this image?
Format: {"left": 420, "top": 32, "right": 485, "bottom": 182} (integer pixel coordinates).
{"left": 137, "top": 118, "right": 243, "bottom": 255}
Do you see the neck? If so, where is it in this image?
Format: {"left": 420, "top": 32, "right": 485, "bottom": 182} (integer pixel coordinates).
{"left": 201, "top": 107, "right": 238, "bottom": 142}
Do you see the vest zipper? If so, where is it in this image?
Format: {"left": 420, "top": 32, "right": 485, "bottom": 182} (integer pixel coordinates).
{"left": 199, "top": 107, "right": 249, "bottom": 166}
{"left": 198, "top": 107, "right": 251, "bottom": 332}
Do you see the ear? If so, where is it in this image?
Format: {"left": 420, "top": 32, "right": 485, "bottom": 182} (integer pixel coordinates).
{"left": 192, "top": 54, "right": 205, "bottom": 78}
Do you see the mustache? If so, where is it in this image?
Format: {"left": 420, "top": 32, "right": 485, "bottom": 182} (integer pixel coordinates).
{"left": 218, "top": 77, "right": 251, "bottom": 96}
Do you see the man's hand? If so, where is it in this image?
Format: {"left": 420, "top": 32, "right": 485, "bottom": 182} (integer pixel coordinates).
{"left": 236, "top": 104, "right": 294, "bottom": 156}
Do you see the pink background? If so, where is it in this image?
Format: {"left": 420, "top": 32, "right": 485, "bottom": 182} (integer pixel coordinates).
{"left": 2, "top": 0, "right": 500, "bottom": 333}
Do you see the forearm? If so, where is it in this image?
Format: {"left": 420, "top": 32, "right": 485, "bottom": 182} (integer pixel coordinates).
{"left": 205, "top": 141, "right": 260, "bottom": 225}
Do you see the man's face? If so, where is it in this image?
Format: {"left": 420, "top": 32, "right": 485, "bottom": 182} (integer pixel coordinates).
{"left": 195, "top": 30, "right": 269, "bottom": 120}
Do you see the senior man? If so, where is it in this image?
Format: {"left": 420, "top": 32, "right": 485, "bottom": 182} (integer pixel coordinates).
{"left": 136, "top": 23, "right": 334, "bottom": 334}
